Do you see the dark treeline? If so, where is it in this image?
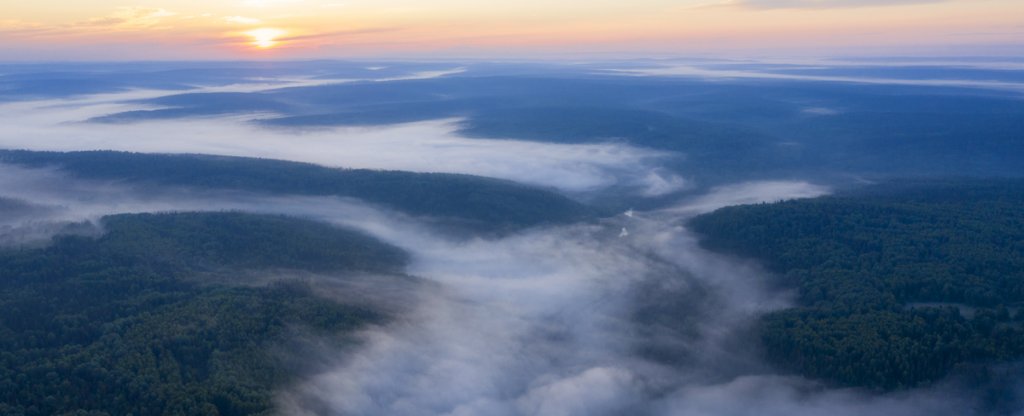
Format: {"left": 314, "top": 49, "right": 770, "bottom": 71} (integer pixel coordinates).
{"left": 0, "top": 150, "right": 594, "bottom": 233}
{"left": 0, "top": 212, "right": 407, "bottom": 415}
{"left": 689, "top": 180, "right": 1024, "bottom": 390}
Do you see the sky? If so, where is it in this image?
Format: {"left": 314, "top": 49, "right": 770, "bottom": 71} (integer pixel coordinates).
{"left": 1, "top": 0, "right": 1023, "bottom": 60}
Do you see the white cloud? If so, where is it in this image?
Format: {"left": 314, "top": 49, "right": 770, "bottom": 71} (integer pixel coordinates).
{"left": 241, "top": 0, "right": 305, "bottom": 7}
{"left": 735, "top": 0, "right": 948, "bottom": 9}
{"left": 225, "top": 15, "right": 263, "bottom": 25}
{"left": 74, "top": 7, "right": 177, "bottom": 28}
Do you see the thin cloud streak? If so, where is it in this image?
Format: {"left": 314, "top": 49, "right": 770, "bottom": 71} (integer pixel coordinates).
{"left": 606, "top": 65, "right": 1024, "bottom": 94}
{"left": 71, "top": 7, "right": 177, "bottom": 29}
{"left": 730, "top": 0, "right": 949, "bottom": 9}
{"left": 277, "top": 27, "right": 401, "bottom": 42}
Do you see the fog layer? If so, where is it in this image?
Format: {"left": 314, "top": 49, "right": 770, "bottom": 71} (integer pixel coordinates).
{"left": 0, "top": 163, "right": 995, "bottom": 415}
{"left": 608, "top": 65, "right": 1024, "bottom": 94}
{"left": 2, "top": 63, "right": 1013, "bottom": 415}
{"left": 0, "top": 82, "right": 686, "bottom": 196}
{"left": 271, "top": 180, "right": 979, "bottom": 416}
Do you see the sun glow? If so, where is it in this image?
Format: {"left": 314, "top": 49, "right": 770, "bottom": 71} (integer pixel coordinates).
{"left": 245, "top": 28, "right": 286, "bottom": 49}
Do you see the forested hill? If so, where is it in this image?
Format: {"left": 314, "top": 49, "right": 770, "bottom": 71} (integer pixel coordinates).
{"left": 689, "top": 180, "right": 1024, "bottom": 391}
{"left": 0, "top": 212, "right": 409, "bottom": 416}
{"left": 96, "top": 212, "right": 408, "bottom": 274}
{"left": 0, "top": 150, "right": 594, "bottom": 232}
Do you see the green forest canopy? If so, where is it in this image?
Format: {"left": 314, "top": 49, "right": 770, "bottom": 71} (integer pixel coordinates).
{"left": 0, "top": 212, "right": 408, "bottom": 416}
{"left": 689, "top": 179, "right": 1024, "bottom": 390}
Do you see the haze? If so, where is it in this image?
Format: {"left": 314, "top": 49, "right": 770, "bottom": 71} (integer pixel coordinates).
{"left": 2, "top": 0, "right": 1023, "bottom": 60}
{"left": 2, "top": 0, "right": 1024, "bottom": 415}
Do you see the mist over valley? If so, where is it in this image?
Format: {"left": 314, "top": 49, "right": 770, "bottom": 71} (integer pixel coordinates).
{"left": 1, "top": 59, "right": 1023, "bottom": 415}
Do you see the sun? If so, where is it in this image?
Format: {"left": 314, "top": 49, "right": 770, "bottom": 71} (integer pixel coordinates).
{"left": 245, "top": 28, "right": 286, "bottom": 49}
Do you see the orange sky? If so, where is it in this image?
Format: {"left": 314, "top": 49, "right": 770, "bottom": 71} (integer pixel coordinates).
{"left": 1, "top": 0, "right": 1022, "bottom": 60}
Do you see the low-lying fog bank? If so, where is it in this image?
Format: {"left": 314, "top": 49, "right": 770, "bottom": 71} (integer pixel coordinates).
{"left": 0, "top": 84, "right": 686, "bottom": 197}
{"left": 276, "top": 181, "right": 981, "bottom": 416}
{"left": 5, "top": 65, "right": 1021, "bottom": 413}
{"left": 0, "top": 167, "right": 989, "bottom": 415}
